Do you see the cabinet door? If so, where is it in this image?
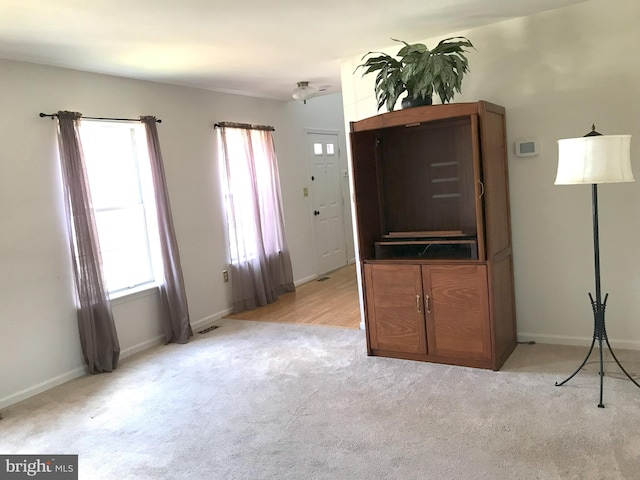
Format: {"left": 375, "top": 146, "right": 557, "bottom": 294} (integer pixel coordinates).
{"left": 364, "top": 264, "right": 427, "bottom": 355}
{"left": 423, "top": 265, "right": 490, "bottom": 361}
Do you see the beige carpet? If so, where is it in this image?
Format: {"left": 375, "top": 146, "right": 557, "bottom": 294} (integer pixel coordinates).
{"left": 2, "top": 319, "right": 640, "bottom": 479}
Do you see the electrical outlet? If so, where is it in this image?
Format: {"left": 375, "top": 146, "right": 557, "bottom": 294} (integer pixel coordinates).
{"left": 223, "top": 270, "right": 229, "bottom": 282}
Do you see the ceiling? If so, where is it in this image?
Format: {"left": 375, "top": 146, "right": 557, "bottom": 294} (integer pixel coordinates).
{"left": 0, "top": 0, "right": 587, "bottom": 101}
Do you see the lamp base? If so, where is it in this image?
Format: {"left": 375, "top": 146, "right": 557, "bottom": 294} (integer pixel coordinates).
{"left": 555, "top": 293, "right": 640, "bottom": 407}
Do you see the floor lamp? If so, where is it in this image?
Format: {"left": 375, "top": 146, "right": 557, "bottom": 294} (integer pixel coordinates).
{"left": 554, "top": 125, "right": 638, "bottom": 408}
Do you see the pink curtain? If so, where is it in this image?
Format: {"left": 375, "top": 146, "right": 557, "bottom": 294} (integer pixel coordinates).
{"left": 140, "top": 116, "right": 193, "bottom": 344}
{"left": 218, "top": 124, "right": 295, "bottom": 313}
{"left": 56, "top": 111, "right": 120, "bottom": 373}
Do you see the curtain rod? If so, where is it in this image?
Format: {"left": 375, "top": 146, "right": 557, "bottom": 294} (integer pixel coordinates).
{"left": 39, "top": 113, "right": 162, "bottom": 123}
{"left": 214, "top": 121, "right": 274, "bottom": 132}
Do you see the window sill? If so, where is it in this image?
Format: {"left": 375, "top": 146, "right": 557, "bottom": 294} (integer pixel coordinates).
{"left": 110, "top": 282, "right": 160, "bottom": 305}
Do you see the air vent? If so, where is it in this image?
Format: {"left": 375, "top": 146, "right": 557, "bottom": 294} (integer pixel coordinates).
{"left": 198, "top": 325, "right": 220, "bottom": 334}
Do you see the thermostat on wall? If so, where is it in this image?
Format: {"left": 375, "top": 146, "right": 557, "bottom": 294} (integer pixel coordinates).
{"left": 515, "top": 139, "right": 538, "bottom": 157}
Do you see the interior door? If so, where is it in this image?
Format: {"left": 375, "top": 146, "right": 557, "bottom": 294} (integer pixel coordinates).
{"left": 307, "top": 131, "right": 347, "bottom": 274}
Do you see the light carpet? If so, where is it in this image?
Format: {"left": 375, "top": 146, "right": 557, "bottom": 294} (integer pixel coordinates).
{"left": 1, "top": 318, "right": 640, "bottom": 479}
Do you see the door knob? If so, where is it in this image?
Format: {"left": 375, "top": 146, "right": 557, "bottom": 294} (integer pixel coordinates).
{"left": 314, "top": 210, "right": 320, "bottom": 216}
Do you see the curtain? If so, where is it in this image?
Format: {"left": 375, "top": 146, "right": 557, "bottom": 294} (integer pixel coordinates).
{"left": 56, "top": 111, "right": 120, "bottom": 373}
{"left": 140, "top": 116, "right": 193, "bottom": 344}
{"left": 218, "top": 125, "right": 295, "bottom": 313}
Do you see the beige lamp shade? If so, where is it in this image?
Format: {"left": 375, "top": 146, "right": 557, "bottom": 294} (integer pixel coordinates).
{"left": 555, "top": 135, "right": 634, "bottom": 185}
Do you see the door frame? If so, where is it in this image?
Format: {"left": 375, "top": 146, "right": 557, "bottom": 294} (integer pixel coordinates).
{"left": 305, "top": 128, "right": 350, "bottom": 275}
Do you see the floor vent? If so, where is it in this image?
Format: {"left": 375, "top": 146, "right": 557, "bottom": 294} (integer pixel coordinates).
{"left": 198, "top": 325, "right": 220, "bottom": 334}
{"left": 317, "top": 276, "right": 330, "bottom": 282}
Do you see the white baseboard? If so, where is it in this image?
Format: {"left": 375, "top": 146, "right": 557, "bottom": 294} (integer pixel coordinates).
{"left": 295, "top": 274, "right": 318, "bottom": 287}
{"left": 191, "top": 308, "right": 234, "bottom": 332}
{"left": 120, "top": 335, "right": 166, "bottom": 359}
{"left": 0, "top": 307, "right": 237, "bottom": 411}
{"left": 0, "top": 366, "right": 87, "bottom": 410}
{"left": 517, "top": 332, "right": 640, "bottom": 351}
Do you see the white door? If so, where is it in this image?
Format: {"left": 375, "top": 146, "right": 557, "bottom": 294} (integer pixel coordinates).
{"left": 307, "top": 131, "right": 347, "bottom": 275}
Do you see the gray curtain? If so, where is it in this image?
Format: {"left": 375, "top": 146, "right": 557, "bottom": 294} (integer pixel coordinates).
{"left": 140, "top": 116, "right": 193, "bottom": 344}
{"left": 218, "top": 125, "right": 295, "bottom": 313}
{"left": 56, "top": 111, "right": 120, "bottom": 373}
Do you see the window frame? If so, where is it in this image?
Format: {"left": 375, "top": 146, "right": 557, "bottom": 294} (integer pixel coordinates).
{"left": 78, "top": 120, "right": 161, "bottom": 297}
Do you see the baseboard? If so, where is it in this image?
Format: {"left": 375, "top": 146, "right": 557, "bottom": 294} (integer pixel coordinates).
{"left": 120, "top": 335, "right": 166, "bottom": 359}
{"left": 0, "top": 366, "right": 87, "bottom": 410}
{"left": 191, "top": 307, "right": 234, "bottom": 332}
{"left": 294, "top": 274, "right": 318, "bottom": 287}
{"left": 1, "top": 335, "right": 169, "bottom": 410}
{"left": 0, "top": 307, "right": 237, "bottom": 411}
{"left": 517, "top": 332, "right": 640, "bottom": 351}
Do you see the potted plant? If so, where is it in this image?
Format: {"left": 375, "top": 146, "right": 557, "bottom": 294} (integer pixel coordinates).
{"left": 356, "top": 36, "right": 474, "bottom": 112}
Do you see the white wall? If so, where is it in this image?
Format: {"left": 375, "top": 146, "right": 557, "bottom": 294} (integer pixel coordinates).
{"left": 0, "top": 59, "right": 351, "bottom": 408}
{"left": 341, "top": 0, "right": 640, "bottom": 349}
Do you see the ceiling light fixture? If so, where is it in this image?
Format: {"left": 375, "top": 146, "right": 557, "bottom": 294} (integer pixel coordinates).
{"left": 292, "top": 81, "right": 316, "bottom": 104}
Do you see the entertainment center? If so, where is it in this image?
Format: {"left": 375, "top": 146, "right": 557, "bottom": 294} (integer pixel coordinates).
{"left": 350, "top": 101, "right": 517, "bottom": 370}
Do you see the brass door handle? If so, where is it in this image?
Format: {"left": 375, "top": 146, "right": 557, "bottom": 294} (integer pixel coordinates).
{"left": 425, "top": 294, "right": 431, "bottom": 314}
{"left": 416, "top": 294, "right": 422, "bottom": 314}
{"left": 478, "top": 179, "right": 485, "bottom": 198}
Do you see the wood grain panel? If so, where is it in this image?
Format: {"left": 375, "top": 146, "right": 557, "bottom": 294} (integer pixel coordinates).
{"left": 479, "top": 103, "right": 511, "bottom": 257}
{"left": 470, "top": 114, "right": 485, "bottom": 261}
{"left": 364, "top": 264, "right": 427, "bottom": 354}
{"left": 488, "top": 254, "right": 517, "bottom": 368}
{"left": 351, "top": 102, "right": 480, "bottom": 132}
{"left": 379, "top": 119, "right": 475, "bottom": 234}
{"left": 423, "top": 264, "right": 490, "bottom": 361}
{"left": 350, "top": 129, "right": 382, "bottom": 261}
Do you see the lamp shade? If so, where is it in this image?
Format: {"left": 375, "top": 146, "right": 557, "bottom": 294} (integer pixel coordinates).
{"left": 555, "top": 135, "right": 634, "bottom": 185}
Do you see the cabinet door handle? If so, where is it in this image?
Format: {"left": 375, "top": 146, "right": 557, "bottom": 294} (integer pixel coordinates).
{"left": 416, "top": 294, "right": 422, "bottom": 314}
{"left": 425, "top": 294, "right": 431, "bottom": 314}
{"left": 478, "top": 179, "right": 485, "bottom": 198}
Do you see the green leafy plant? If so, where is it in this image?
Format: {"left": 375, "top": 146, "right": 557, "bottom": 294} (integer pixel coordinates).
{"left": 356, "top": 36, "right": 474, "bottom": 112}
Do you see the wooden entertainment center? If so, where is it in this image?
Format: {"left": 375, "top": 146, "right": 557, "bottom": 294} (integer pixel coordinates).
{"left": 350, "top": 101, "right": 517, "bottom": 370}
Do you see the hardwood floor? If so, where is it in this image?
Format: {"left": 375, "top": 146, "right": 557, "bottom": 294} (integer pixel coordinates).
{"left": 226, "top": 264, "right": 361, "bottom": 329}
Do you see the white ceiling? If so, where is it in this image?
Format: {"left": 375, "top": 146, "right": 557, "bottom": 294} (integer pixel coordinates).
{"left": 0, "top": 0, "right": 587, "bottom": 101}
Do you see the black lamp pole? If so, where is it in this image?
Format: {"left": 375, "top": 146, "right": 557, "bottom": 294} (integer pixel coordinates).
{"left": 555, "top": 184, "right": 640, "bottom": 407}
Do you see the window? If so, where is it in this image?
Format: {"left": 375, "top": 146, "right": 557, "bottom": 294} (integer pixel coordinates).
{"left": 219, "top": 128, "right": 263, "bottom": 263}
{"left": 217, "top": 123, "right": 295, "bottom": 312}
{"left": 79, "top": 121, "right": 160, "bottom": 295}
{"left": 218, "top": 126, "right": 287, "bottom": 265}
